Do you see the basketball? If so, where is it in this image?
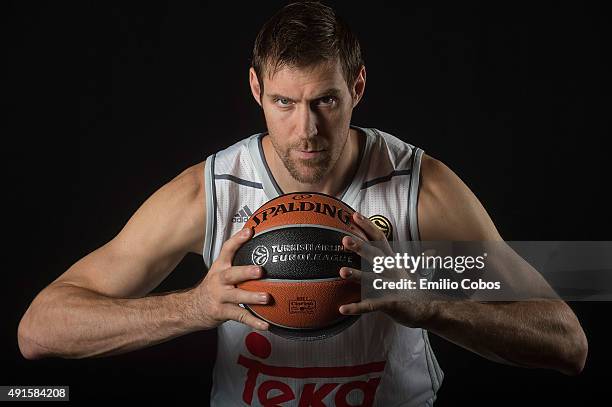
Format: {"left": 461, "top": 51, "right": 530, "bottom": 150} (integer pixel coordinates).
{"left": 233, "top": 192, "right": 363, "bottom": 340}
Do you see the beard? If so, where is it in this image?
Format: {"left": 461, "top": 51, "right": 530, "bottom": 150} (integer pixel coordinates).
{"left": 270, "top": 137, "right": 334, "bottom": 184}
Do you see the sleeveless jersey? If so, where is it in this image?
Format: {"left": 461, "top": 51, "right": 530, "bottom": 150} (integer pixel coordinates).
{"left": 202, "top": 125, "right": 444, "bottom": 407}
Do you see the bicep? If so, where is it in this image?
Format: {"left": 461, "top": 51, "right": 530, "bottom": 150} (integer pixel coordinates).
{"left": 417, "top": 154, "right": 502, "bottom": 241}
{"left": 51, "top": 162, "right": 206, "bottom": 298}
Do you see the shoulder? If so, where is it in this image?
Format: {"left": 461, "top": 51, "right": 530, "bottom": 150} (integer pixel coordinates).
{"left": 162, "top": 161, "right": 206, "bottom": 253}
{"left": 162, "top": 161, "right": 205, "bottom": 210}
{"left": 365, "top": 127, "right": 416, "bottom": 169}
{"left": 417, "top": 154, "right": 502, "bottom": 241}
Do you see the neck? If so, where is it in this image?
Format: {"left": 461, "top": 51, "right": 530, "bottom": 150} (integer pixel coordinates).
{"left": 262, "top": 127, "right": 364, "bottom": 197}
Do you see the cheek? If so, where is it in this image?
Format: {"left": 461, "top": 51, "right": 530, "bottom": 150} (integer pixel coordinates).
{"left": 264, "top": 105, "right": 292, "bottom": 127}
{"left": 323, "top": 102, "right": 352, "bottom": 125}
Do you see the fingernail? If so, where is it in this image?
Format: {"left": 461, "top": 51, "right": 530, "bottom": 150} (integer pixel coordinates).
{"left": 258, "top": 293, "right": 268, "bottom": 303}
{"left": 355, "top": 212, "right": 365, "bottom": 220}
{"left": 242, "top": 228, "right": 251, "bottom": 237}
{"left": 251, "top": 266, "right": 261, "bottom": 276}
{"left": 258, "top": 321, "right": 269, "bottom": 330}
{"left": 345, "top": 237, "right": 355, "bottom": 247}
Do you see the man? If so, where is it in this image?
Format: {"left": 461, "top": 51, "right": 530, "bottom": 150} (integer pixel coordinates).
{"left": 18, "top": 2, "right": 587, "bottom": 406}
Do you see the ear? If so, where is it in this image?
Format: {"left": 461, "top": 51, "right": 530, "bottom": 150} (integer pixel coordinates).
{"left": 249, "top": 67, "right": 262, "bottom": 107}
{"left": 351, "top": 65, "right": 366, "bottom": 108}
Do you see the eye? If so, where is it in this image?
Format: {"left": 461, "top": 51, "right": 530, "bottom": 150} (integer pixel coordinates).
{"left": 317, "top": 96, "right": 337, "bottom": 106}
{"left": 274, "top": 98, "right": 292, "bottom": 107}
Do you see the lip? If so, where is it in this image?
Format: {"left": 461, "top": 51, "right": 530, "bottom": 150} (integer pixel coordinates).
{"left": 296, "top": 150, "right": 324, "bottom": 159}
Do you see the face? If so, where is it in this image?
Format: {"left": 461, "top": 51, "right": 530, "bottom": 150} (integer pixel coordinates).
{"left": 250, "top": 59, "right": 362, "bottom": 184}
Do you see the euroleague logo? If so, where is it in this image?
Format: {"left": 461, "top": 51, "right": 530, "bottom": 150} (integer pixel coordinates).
{"left": 252, "top": 245, "right": 270, "bottom": 266}
{"left": 368, "top": 215, "right": 393, "bottom": 241}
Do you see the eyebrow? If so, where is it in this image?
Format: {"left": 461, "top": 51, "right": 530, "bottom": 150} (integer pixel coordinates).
{"left": 267, "top": 87, "right": 343, "bottom": 101}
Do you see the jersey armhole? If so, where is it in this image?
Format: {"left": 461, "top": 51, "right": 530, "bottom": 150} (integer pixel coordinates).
{"left": 408, "top": 147, "right": 424, "bottom": 241}
{"left": 203, "top": 154, "right": 217, "bottom": 269}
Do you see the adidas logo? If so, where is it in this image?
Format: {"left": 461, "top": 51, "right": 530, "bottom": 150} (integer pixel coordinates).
{"left": 232, "top": 205, "right": 253, "bottom": 223}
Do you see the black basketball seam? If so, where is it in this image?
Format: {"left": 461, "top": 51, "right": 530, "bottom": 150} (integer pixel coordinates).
{"left": 250, "top": 277, "right": 344, "bottom": 282}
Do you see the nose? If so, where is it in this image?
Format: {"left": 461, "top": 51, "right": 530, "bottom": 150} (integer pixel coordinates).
{"left": 295, "top": 103, "right": 317, "bottom": 140}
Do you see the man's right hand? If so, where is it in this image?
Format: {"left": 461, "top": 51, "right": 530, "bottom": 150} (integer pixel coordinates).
{"left": 189, "top": 227, "right": 270, "bottom": 331}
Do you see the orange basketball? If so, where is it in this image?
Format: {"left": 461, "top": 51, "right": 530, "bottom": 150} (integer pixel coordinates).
{"left": 233, "top": 192, "right": 363, "bottom": 340}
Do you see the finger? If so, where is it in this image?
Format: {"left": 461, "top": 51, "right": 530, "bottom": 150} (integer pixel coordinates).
{"left": 339, "top": 266, "right": 362, "bottom": 282}
{"left": 348, "top": 220, "right": 368, "bottom": 241}
{"left": 339, "top": 298, "right": 384, "bottom": 315}
{"left": 217, "top": 227, "right": 253, "bottom": 266}
{"left": 222, "top": 287, "right": 270, "bottom": 305}
{"left": 352, "top": 212, "right": 394, "bottom": 255}
{"left": 352, "top": 212, "right": 385, "bottom": 240}
{"left": 221, "top": 265, "right": 263, "bottom": 285}
{"left": 225, "top": 304, "right": 269, "bottom": 330}
{"left": 340, "top": 267, "right": 382, "bottom": 295}
{"left": 343, "top": 235, "right": 386, "bottom": 265}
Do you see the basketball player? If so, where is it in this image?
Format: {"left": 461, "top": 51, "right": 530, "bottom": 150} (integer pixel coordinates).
{"left": 18, "top": 2, "right": 587, "bottom": 406}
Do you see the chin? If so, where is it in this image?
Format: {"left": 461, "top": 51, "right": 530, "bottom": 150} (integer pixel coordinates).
{"left": 289, "top": 167, "right": 327, "bottom": 185}
{"left": 283, "top": 154, "right": 332, "bottom": 184}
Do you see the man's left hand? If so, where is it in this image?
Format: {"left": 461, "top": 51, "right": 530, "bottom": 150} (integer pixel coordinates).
{"left": 339, "top": 212, "right": 436, "bottom": 329}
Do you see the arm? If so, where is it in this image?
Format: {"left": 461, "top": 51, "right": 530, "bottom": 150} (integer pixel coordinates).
{"left": 17, "top": 162, "right": 269, "bottom": 360}
{"left": 339, "top": 154, "right": 588, "bottom": 375}
{"left": 17, "top": 163, "right": 206, "bottom": 360}
{"left": 417, "top": 155, "right": 587, "bottom": 375}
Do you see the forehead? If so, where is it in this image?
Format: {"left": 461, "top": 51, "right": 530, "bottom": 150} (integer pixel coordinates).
{"left": 264, "top": 59, "right": 347, "bottom": 95}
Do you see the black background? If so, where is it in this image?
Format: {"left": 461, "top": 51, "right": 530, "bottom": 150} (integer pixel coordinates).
{"left": 4, "top": 1, "right": 610, "bottom": 405}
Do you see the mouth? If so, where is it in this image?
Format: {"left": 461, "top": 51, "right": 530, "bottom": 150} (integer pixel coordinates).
{"left": 295, "top": 150, "right": 325, "bottom": 159}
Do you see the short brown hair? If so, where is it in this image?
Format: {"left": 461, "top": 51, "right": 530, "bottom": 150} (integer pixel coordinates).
{"left": 252, "top": 1, "right": 363, "bottom": 96}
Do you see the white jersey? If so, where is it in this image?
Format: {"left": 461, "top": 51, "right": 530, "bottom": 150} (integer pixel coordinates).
{"left": 202, "top": 125, "right": 443, "bottom": 406}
